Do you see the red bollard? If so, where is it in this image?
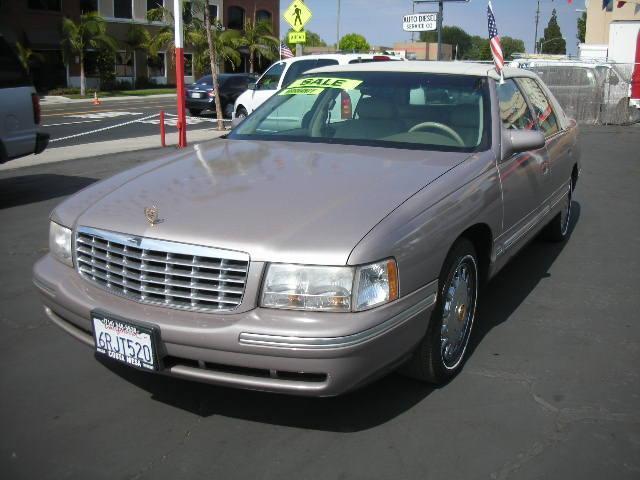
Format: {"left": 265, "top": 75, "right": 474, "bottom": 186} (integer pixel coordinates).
{"left": 159, "top": 110, "right": 166, "bottom": 147}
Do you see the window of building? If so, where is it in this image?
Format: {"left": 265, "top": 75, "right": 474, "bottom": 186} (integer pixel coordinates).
{"left": 80, "top": 0, "right": 98, "bottom": 14}
{"left": 115, "top": 52, "right": 134, "bottom": 77}
{"left": 256, "top": 9, "right": 271, "bottom": 23}
{"left": 148, "top": 53, "right": 166, "bottom": 77}
{"left": 228, "top": 6, "right": 245, "bottom": 29}
{"left": 28, "top": 0, "right": 61, "bottom": 11}
{"left": 517, "top": 78, "right": 560, "bottom": 138}
{"left": 114, "top": 0, "right": 133, "bottom": 19}
{"left": 184, "top": 53, "right": 193, "bottom": 77}
{"left": 207, "top": 5, "right": 218, "bottom": 21}
{"left": 84, "top": 51, "right": 100, "bottom": 77}
{"left": 183, "top": 1, "right": 192, "bottom": 24}
{"left": 496, "top": 79, "right": 536, "bottom": 131}
{"left": 146, "top": 0, "right": 163, "bottom": 13}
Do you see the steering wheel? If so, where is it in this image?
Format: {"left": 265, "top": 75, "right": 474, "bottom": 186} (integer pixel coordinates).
{"left": 408, "top": 122, "right": 465, "bottom": 147}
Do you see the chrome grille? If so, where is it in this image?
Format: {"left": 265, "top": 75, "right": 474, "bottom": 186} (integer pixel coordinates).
{"left": 75, "top": 227, "right": 249, "bottom": 312}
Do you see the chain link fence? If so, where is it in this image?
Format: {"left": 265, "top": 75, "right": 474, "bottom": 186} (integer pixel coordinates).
{"left": 512, "top": 60, "right": 640, "bottom": 125}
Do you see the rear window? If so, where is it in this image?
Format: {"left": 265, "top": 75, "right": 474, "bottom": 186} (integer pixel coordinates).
{"left": 0, "top": 38, "right": 31, "bottom": 88}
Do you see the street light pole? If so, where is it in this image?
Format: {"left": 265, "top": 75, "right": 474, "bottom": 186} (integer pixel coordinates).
{"left": 436, "top": 0, "right": 443, "bottom": 60}
{"left": 337, "top": 0, "right": 341, "bottom": 51}
{"left": 534, "top": 0, "right": 541, "bottom": 53}
{"left": 174, "top": 0, "right": 186, "bottom": 147}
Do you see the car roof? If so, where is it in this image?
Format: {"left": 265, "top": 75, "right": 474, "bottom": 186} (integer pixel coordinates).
{"left": 306, "top": 61, "right": 539, "bottom": 81}
{"left": 279, "top": 53, "right": 388, "bottom": 65}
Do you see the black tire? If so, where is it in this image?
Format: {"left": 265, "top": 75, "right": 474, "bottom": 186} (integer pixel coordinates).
{"left": 402, "top": 238, "right": 479, "bottom": 384}
{"left": 236, "top": 106, "right": 248, "bottom": 120}
{"left": 542, "top": 180, "right": 572, "bottom": 242}
{"left": 224, "top": 103, "right": 234, "bottom": 119}
{"left": 189, "top": 108, "right": 202, "bottom": 116}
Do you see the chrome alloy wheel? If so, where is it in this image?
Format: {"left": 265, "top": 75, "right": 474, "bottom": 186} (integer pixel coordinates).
{"left": 440, "top": 255, "right": 478, "bottom": 370}
{"left": 560, "top": 182, "right": 572, "bottom": 236}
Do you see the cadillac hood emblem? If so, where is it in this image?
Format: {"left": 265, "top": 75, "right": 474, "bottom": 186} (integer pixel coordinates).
{"left": 144, "top": 205, "right": 162, "bottom": 226}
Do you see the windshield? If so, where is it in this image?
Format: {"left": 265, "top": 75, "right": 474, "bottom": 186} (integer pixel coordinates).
{"left": 229, "top": 72, "right": 491, "bottom": 152}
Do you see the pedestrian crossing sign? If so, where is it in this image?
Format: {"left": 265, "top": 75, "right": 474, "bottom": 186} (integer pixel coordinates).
{"left": 283, "top": 0, "right": 312, "bottom": 32}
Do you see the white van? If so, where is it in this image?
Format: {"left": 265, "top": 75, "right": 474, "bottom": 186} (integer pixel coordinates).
{"left": 233, "top": 54, "right": 398, "bottom": 120}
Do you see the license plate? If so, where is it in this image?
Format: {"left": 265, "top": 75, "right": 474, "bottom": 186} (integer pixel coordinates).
{"left": 92, "top": 312, "right": 159, "bottom": 371}
{"left": 191, "top": 92, "right": 202, "bottom": 98}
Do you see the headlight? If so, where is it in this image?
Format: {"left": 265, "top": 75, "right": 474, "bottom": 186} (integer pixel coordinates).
{"left": 260, "top": 259, "right": 398, "bottom": 312}
{"left": 49, "top": 221, "right": 73, "bottom": 267}
{"left": 353, "top": 259, "right": 399, "bottom": 311}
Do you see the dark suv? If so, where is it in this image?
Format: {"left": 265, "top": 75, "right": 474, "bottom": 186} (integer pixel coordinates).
{"left": 0, "top": 36, "right": 49, "bottom": 163}
{"left": 185, "top": 73, "right": 256, "bottom": 118}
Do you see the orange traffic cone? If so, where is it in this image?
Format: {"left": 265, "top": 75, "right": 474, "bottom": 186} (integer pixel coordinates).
{"left": 92, "top": 91, "right": 102, "bottom": 105}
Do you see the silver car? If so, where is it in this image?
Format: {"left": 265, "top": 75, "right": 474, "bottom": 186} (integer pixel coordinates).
{"left": 34, "top": 62, "right": 580, "bottom": 396}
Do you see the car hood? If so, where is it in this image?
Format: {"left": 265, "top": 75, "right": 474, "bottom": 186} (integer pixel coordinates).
{"left": 77, "top": 139, "right": 470, "bottom": 265}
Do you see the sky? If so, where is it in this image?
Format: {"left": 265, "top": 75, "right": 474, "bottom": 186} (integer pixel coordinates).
{"left": 279, "top": 0, "right": 587, "bottom": 56}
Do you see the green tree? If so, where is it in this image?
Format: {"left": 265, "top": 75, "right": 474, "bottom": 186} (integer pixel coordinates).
{"left": 466, "top": 35, "right": 491, "bottom": 61}
{"left": 239, "top": 18, "right": 279, "bottom": 74}
{"left": 537, "top": 9, "right": 566, "bottom": 54}
{"left": 501, "top": 36, "right": 526, "bottom": 60}
{"left": 123, "top": 24, "right": 151, "bottom": 88}
{"left": 421, "top": 26, "right": 472, "bottom": 59}
{"left": 202, "top": 13, "right": 242, "bottom": 128}
{"left": 285, "top": 29, "right": 327, "bottom": 50}
{"left": 61, "top": 12, "right": 117, "bottom": 96}
{"left": 577, "top": 11, "right": 587, "bottom": 43}
{"left": 15, "top": 42, "right": 43, "bottom": 73}
{"left": 339, "top": 33, "right": 370, "bottom": 52}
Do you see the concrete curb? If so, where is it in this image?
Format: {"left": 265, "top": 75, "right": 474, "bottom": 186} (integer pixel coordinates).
{"left": 41, "top": 93, "right": 177, "bottom": 105}
{"left": 0, "top": 128, "right": 228, "bottom": 172}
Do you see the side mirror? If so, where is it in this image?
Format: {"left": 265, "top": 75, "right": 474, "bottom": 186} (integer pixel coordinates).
{"left": 608, "top": 72, "right": 619, "bottom": 86}
{"left": 502, "top": 129, "right": 545, "bottom": 159}
{"left": 247, "top": 83, "right": 257, "bottom": 91}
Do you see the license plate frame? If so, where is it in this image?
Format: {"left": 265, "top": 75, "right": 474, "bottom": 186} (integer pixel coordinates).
{"left": 191, "top": 92, "right": 202, "bottom": 98}
{"left": 91, "top": 310, "right": 161, "bottom": 372}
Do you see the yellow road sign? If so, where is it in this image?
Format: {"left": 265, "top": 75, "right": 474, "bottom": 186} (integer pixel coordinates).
{"left": 288, "top": 31, "right": 307, "bottom": 44}
{"left": 283, "top": 0, "right": 312, "bottom": 32}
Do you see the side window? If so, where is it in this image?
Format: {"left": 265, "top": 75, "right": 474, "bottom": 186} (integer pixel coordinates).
{"left": 518, "top": 78, "right": 560, "bottom": 138}
{"left": 496, "top": 79, "right": 536, "bottom": 130}
{"left": 281, "top": 60, "right": 318, "bottom": 87}
{"left": 256, "top": 62, "right": 285, "bottom": 90}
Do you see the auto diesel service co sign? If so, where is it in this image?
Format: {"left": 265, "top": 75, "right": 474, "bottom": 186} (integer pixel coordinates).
{"left": 403, "top": 13, "right": 438, "bottom": 32}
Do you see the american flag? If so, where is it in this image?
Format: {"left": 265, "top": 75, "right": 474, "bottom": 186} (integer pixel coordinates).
{"left": 280, "top": 43, "right": 294, "bottom": 59}
{"left": 487, "top": 1, "right": 504, "bottom": 77}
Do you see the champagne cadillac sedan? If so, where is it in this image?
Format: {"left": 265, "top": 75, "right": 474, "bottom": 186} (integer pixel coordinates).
{"left": 34, "top": 63, "right": 580, "bottom": 396}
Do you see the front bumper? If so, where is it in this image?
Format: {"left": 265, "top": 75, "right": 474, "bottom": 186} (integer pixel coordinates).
{"left": 33, "top": 254, "right": 438, "bottom": 396}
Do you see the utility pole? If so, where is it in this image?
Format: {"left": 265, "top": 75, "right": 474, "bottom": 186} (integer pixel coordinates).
{"left": 436, "top": 0, "right": 443, "bottom": 60}
{"left": 337, "top": 0, "right": 341, "bottom": 51}
{"left": 534, "top": 0, "right": 541, "bottom": 54}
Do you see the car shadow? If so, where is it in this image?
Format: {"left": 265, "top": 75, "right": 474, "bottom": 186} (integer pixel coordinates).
{"left": 0, "top": 174, "right": 97, "bottom": 209}
{"left": 97, "top": 202, "right": 580, "bottom": 432}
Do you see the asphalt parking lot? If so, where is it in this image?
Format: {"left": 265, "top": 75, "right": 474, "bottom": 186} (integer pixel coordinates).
{"left": 0, "top": 125, "right": 639, "bottom": 480}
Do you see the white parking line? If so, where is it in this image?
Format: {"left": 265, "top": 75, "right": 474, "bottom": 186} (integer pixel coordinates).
{"left": 42, "top": 119, "right": 103, "bottom": 127}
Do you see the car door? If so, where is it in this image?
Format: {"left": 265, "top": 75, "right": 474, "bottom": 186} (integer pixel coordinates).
{"left": 250, "top": 62, "right": 286, "bottom": 112}
{"left": 517, "top": 77, "right": 571, "bottom": 210}
{"left": 495, "top": 78, "right": 550, "bottom": 254}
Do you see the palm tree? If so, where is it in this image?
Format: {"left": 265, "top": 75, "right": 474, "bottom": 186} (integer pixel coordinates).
{"left": 61, "top": 12, "right": 117, "bottom": 96}
{"left": 203, "top": 16, "right": 241, "bottom": 129}
{"left": 15, "top": 42, "right": 43, "bottom": 74}
{"left": 123, "top": 24, "right": 151, "bottom": 88}
{"left": 240, "top": 18, "right": 278, "bottom": 74}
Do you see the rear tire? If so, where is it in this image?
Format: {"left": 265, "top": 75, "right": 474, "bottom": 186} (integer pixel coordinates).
{"left": 236, "top": 106, "right": 248, "bottom": 120}
{"left": 542, "top": 180, "right": 572, "bottom": 242}
{"left": 224, "top": 103, "right": 234, "bottom": 119}
{"left": 189, "top": 108, "right": 202, "bottom": 116}
{"left": 402, "top": 238, "right": 479, "bottom": 384}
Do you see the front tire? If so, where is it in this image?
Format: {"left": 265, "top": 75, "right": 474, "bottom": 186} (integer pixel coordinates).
{"left": 402, "top": 238, "right": 479, "bottom": 384}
